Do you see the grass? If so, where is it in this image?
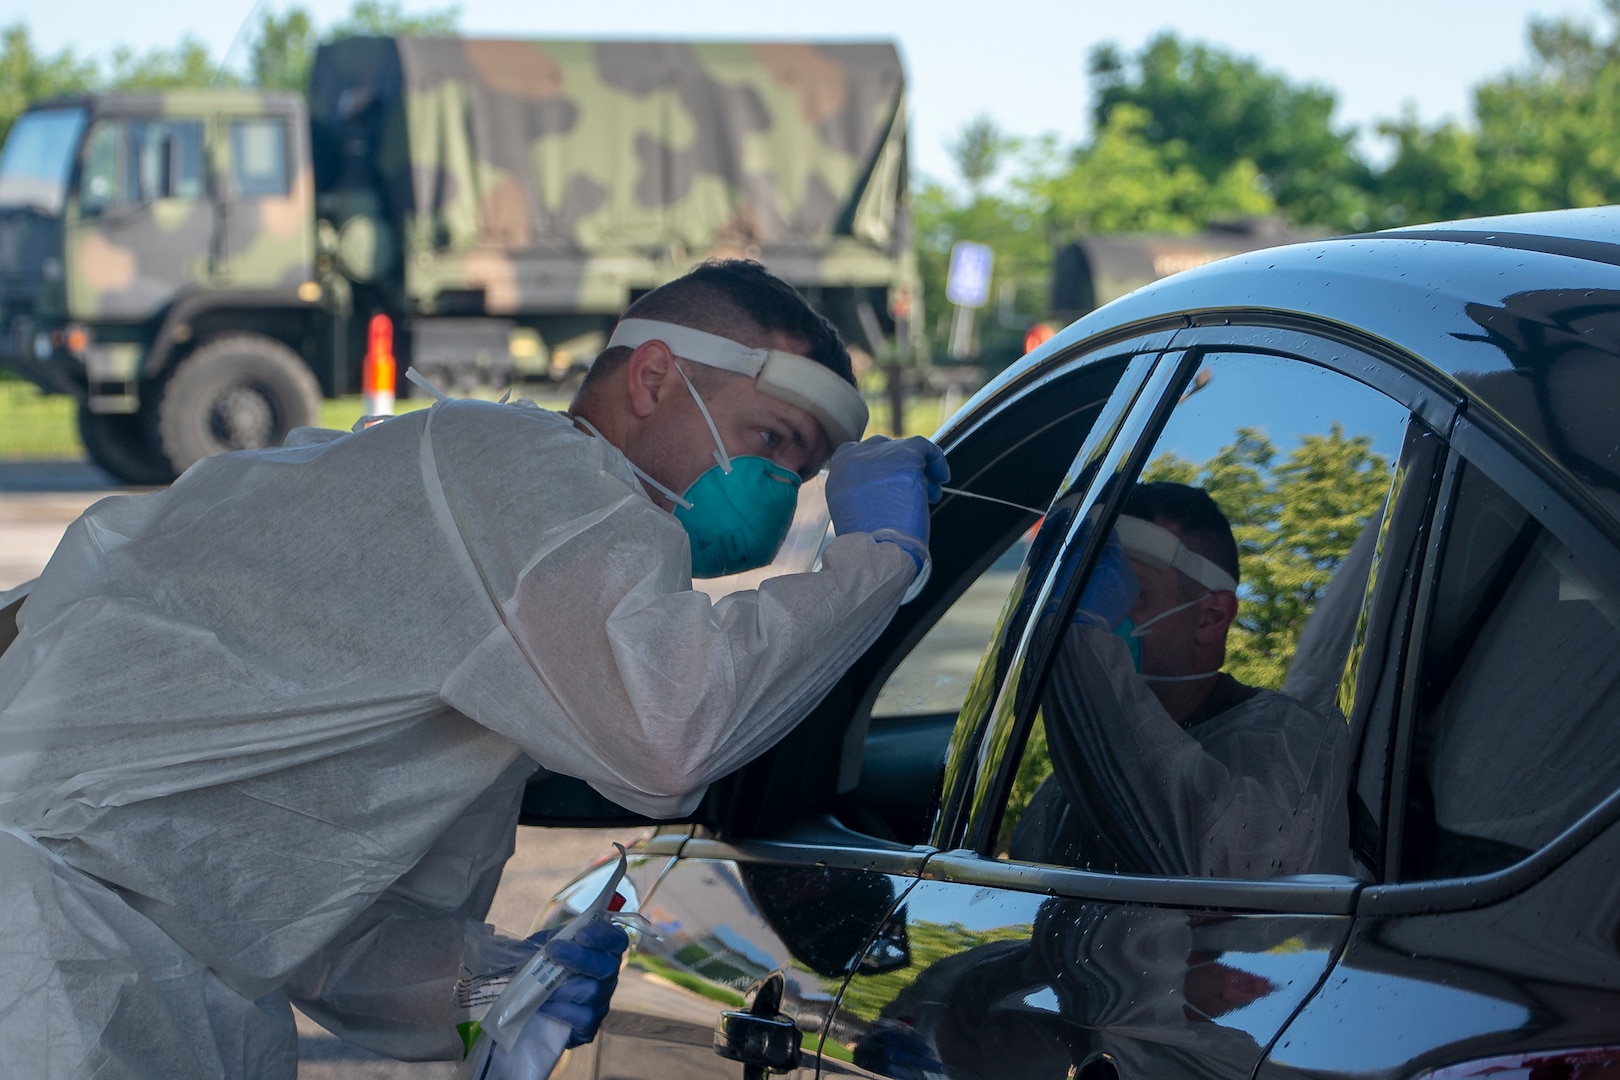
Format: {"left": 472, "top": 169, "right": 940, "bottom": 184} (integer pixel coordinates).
{"left": 0, "top": 378, "right": 952, "bottom": 462}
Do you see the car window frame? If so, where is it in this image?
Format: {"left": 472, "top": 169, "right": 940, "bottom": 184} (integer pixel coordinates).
{"left": 928, "top": 330, "right": 1182, "bottom": 847}
{"left": 950, "top": 320, "right": 1465, "bottom": 914}
{"left": 1363, "top": 412, "right": 1620, "bottom": 916}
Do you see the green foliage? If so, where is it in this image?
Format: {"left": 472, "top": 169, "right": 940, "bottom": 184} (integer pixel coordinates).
{"left": 1143, "top": 424, "right": 1391, "bottom": 687}
{"left": 1089, "top": 33, "right": 1371, "bottom": 228}
{"left": 947, "top": 114, "right": 1015, "bottom": 193}
{"left": 104, "top": 37, "right": 233, "bottom": 90}
{"left": 836, "top": 919, "right": 1031, "bottom": 1025}
{"left": 250, "top": 9, "right": 319, "bottom": 92}
{"left": 914, "top": 100, "right": 1276, "bottom": 368}
{"left": 0, "top": 23, "right": 97, "bottom": 144}
{"left": 327, "top": 0, "right": 461, "bottom": 38}
{"left": 911, "top": 169, "right": 1052, "bottom": 369}
{"left": 993, "top": 424, "right": 1391, "bottom": 839}
{"left": 0, "top": 0, "right": 462, "bottom": 136}
{"left": 1023, "top": 103, "right": 1275, "bottom": 237}
{"left": 1376, "top": 0, "right": 1620, "bottom": 222}
{"left": 247, "top": 2, "right": 459, "bottom": 94}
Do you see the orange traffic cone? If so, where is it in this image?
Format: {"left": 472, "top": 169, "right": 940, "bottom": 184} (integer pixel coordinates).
{"left": 363, "top": 314, "right": 396, "bottom": 424}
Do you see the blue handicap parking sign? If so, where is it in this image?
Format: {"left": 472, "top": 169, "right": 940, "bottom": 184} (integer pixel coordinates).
{"left": 946, "top": 241, "right": 995, "bottom": 308}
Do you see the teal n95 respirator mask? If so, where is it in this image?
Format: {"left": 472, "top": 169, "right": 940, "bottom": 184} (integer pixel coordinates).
{"left": 598, "top": 318, "right": 870, "bottom": 578}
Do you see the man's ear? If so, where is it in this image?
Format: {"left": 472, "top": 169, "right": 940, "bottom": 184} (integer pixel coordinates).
{"left": 1195, "top": 590, "right": 1239, "bottom": 645}
{"left": 624, "top": 342, "right": 677, "bottom": 420}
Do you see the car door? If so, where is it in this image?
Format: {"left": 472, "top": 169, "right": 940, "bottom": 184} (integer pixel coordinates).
{"left": 1257, "top": 412, "right": 1620, "bottom": 1078}
{"left": 572, "top": 329, "right": 1173, "bottom": 1080}
{"left": 821, "top": 325, "right": 1458, "bottom": 1080}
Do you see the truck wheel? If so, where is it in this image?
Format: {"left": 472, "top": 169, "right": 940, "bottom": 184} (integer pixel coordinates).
{"left": 77, "top": 404, "right": 177, "bottom": 486}
{"left": 152, "top": 334, "right": 321, "bottom": 475}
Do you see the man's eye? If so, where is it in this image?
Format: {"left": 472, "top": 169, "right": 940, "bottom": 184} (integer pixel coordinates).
{"left": 760, "top": 430, "right": 783, "bottom": 449}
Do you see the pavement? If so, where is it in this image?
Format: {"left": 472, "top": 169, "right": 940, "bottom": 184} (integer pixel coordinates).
{"left": 0, "top": 460, "right": 645, "bottom": 1078}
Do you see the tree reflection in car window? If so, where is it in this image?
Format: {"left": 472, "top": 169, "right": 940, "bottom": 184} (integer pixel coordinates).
{"left": 998, "top": 353, "right": 1411, "bottom": 879}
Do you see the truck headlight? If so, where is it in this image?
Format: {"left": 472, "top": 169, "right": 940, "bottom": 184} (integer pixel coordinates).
{"left": 33, "top": 331, "right": 52, "bottom": 361}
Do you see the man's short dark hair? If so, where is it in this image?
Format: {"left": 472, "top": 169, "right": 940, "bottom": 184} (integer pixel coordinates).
{"left": 575, "top": 260, "right": 853, "bottom": 401}
{"left": 1124, "top": 481, "right": 1241, "bottom": 587}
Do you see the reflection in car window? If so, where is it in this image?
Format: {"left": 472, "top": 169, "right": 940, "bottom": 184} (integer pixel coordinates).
{"left": 872, "top": 531, "right": 1033, "bottom": 718}
{"left": 998, "top": 352, "right": 1411, "bottom": 879}
{"left": 1403, "top": 463, "right": 1620, "bottom": 879}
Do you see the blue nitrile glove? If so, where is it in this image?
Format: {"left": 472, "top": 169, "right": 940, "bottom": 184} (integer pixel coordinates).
{"left": 526, "top": 918, "right": 630, "bottom": 1047}
{"left": 824, "top": 435, "right": 950, "bottom": 572}
{"left": 1074, "top": 528, "right": 1139, "bottom": 630}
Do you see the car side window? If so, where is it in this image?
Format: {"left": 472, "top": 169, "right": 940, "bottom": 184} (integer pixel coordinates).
{"left": 230, "top": 119, "right": 290, "bottom": 197}
{"left": 995, "top": 350, "right": 1412, "bottom": 879}
{"left": 871, "top": 527, "right": 1034, "bottom": 719}
{"left": 1401, "top": 460, "right": 1620, "bottom": 879}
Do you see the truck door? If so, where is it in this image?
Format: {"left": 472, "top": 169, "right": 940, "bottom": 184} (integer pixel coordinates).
{"left": 215, "top": 114, "right": 309, "bottom": 290}
{"left": 69, "top": 113, "right": 209, "bottom": 322}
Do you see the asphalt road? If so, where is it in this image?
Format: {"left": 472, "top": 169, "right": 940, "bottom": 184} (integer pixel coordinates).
{"left": 0, "top": 460, "right": 644, "bottom": 1078}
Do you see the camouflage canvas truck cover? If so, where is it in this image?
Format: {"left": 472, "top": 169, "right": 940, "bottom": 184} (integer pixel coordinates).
{"left": 306, "top": 38, "right": 913, "bottom": 323}
{"left": 309, "top": 37, "right": 915, "bottom": 385}
{"left": 0, "top": 38, "right": 912, "bottom": 484}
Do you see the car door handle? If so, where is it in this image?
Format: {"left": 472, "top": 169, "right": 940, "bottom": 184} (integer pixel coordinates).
{"left": 713, "top": 1009, "right": 800, "bottom": 1074}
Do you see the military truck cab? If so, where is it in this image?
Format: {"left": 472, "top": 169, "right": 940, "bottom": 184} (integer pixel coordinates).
{"left": 0, "top": 91, "right": 325, "bottom": 483}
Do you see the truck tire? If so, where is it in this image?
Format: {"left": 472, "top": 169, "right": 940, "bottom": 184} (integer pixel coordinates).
{"left": 77, "top": 404, "right": 177, "bottom": 487}
{"left": 151, "top": 334, "right": 321, "bottom": 476}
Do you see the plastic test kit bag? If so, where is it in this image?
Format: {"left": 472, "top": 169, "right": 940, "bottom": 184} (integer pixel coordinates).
{"left": 455, "top": 845, "right": 644, "bottom": 1080}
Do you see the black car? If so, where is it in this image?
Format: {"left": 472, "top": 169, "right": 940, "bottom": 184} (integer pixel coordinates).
{"left": 520, "top": 206, "right": 1620, "bottom": 1080}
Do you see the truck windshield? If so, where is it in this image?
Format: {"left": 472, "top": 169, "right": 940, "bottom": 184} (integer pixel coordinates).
{"left": 0, "top": 108, "right": 88, "bottom": 214}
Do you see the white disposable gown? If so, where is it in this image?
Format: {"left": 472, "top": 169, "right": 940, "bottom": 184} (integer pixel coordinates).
{"left": 1009, "top": 626, "right": 1349, "bottom": 878}
{"left": 0, "top": 399, "right": 916, "bottom": 1078}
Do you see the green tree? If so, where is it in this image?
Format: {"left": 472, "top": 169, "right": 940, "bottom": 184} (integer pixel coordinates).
{"left": 104, "top": 37, "right": 232, "bottom": 90}
{"left": 1145, "top": 424, "right": 1390, "bottom": 687}
{"left": 327, "top": 0, "right": 461, "bottom": 38}
{"left": 246, "top": 1, "right": 460, "bottom": 94}
{"left": 0, "top": 23, "right": 97, "bottom": 143}
{"left": 1089, "top": 33, "right": 1372, "bottom": 228}
{"left": 948, "top": 114, "right": 1016, "bottom": 194}
{"left": 1376, "top": 0, "right": 1620, "bottom": 223}
{"left": 250, "top": 8, "right": 320, "bottom": 92}
{"left": 1022, "top": 103, "right": 1275, "bottom": 237}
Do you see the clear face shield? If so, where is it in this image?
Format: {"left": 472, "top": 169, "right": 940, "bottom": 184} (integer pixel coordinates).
{"left": 1114, "top": 515, "right": 1238, "bottom": 680}
{"left": 602, "top": 319, "right": 870, "bottom": 577}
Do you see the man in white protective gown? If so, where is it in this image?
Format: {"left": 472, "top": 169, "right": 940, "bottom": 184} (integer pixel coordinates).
{"left": 1009, "top": 482, "right": 1348, "bottom": 879}
{"left": 0, "top": 259, "right": 947, "bottom": 1079}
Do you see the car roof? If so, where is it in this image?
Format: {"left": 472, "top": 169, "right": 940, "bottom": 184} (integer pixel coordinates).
{"left": 958, "top": 205, "right": 1620, "bottom": 530}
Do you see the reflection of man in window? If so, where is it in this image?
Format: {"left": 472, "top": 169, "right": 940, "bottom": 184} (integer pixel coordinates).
{"left": 1009, "top": 482, "right": 1349, "bottom": 878}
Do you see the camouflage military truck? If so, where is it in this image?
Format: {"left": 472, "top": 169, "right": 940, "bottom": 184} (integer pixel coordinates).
{"left": 0, "top": 39, "right": 914, "bottom": 483}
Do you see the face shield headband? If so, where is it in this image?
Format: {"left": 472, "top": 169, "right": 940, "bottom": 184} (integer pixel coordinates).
{"left": 1115, "top": 515, "right": 1239, "bottom": 594}
{"left": 606, "top": 318, "right": 869, "bottom": 447}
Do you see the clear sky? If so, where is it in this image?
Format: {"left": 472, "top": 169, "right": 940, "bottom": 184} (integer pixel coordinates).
{"left": 21, "top": 0, "right": 1598, "bottom": 184}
